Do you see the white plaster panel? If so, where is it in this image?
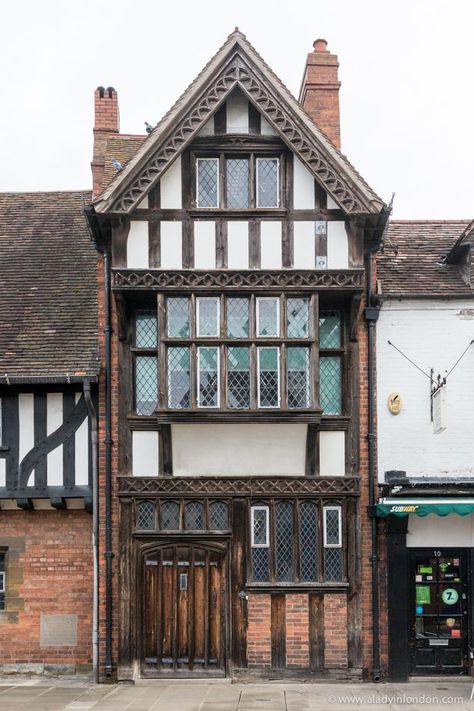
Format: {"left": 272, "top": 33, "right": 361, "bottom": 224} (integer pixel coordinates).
{"left": 132, "top": 431, "right": 159, "bottom": 477}
{"left": 260, "top": 221, "right": 282, "bottom": 269}
{"left": 260, "top": 115, "right": 278, "bottom": 136}
{"left": 327, "top": 221, "right": 349, "bottom": 269}
{"left": 75, "top": 416, "right": 89, "bottom": 486}
{"left": 226, "top": 90, "right": 249, "bottom": 133}
{"left": 327, "top": 194, "right": 339, "bottom": 210}
{"left": 293, "top": 221, "right": 315, "bottom": 269}
{"left": 18, "top": 393, "right": 34, "bottom": 462}
{"left": 47, "top": 392, "right": 63, "bottom": 486}
{"left": 172, "top": 424, "right": 306, "bottom": 476}
{"left": 377, "top": 299, "right": 474, "bottom": 480}
{"left": 160, "top": 222, "right": 182, "bottom": 269}
{"left": 126, "top": 221, "right": 149, "bottom": 269}
{"left": 407, "top": 514, "right": 474, "bottom": 547}
{"left": 227, "top": 221, "right": 249, "bottom": 269}
{"left": 160, "top": 158, "right": 182, "bottom": 208}
{"left": 293, "top": 157, "right": 315, "bottom": 209}
{"left": 0, "top": 459, "right": 5, "bottom": 488}
{"left": 319, "top": 431, "right": 345, "bottom": 477}
{"left": 137, "top": 196, "right": 149, "bottom": 209}
{"left": 198, "top": 116, "right": 215, "bottom": 136}
{"left": 194, "top": 221, "right": 216, "bottom": 269}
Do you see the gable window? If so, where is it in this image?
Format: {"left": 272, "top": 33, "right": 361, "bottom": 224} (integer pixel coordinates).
{"left": 196, "top": 158, "right": 219, "bottom": 208}
{"left": 226, "top": 158, "right": 249, "bottom": 208}
{"left": 256, "top": 157, "right": 279, "bottom": 207}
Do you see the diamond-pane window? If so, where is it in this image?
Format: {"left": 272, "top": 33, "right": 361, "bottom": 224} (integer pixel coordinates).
{"left": 256, "top": 157, "right": 279, "bottom": 207}
{"left": 287, "top": 347, "right": 310, "bottom": 408}
{"left": 227, "top": 298, "right": 249, "bottom": 338}
{"left": 275, "top": 502, "right": 293, "bottom": 582}
{"left": 320, "top": 357, "right": 342, "bottom": 415}
{"left": 252, "top": 547, "right": 270, "bottom": 582}
{"left": 136, "top": 501, "right": 155, "bottom": 530}
{"left": 167, "top": 298, "right": 189, "bottom": 338}
{"left": 299, "top": 502, "right": 318, "bottom": 582}
{"left": 257, "top": 298, "right": 279, "bottom": 337}
{"left": 319, "top": 311, "right": 341, "bottom": 348}
{"left": 167, "top": 347, "right": 190, "bottom": 409}
{"left": 135, "top": 356, "right": 158, "bottom": 415}
{"left": 161, "top": 501, "right": 180, "bottom": 530}
{"left": 197, "top": 297, "right": 219, "bottom": 337}
{"left": 324, "top": 548, "right": 343, "bottom": 581}
{"left": 197, "top": 158, "right": 219, "bottom": 207}
{"left": 209, "top": 502, "right": 229, "bottom": 530}
{"left": 324, "top": 507, "right": 342, "bottom": 546}
{"left": 287, "top": 298, "right": 309, "bottom": 339}
{"left": 258, "top": 347, "right": 279, "bottom": 407}
{"left": 251, "top": 506, "right": 269, "bottom": 546}
{"left": 226, "top": 158, "right": 249, "bottom": 208}
{"left": 135, "top": 311, "right": 157, "bottom": 348}
{"left": 198, "top": 347, "right": 219, "bottom": 407}
{"left": 184, "top": 501, "right": 205, "bottom": 530}
{"left": 227, "top": 347, "right": 250, "bottom": 409}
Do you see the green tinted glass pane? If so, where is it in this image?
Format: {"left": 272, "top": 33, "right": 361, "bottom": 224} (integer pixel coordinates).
{"left": 319, "top": 312, "right": 341, "bottom": 348}
{"left": 258, "top": 347, "right": 279, "bottom": 407}
{"left": 167, "top": 347, "right": 190, "bottom": 409}
{"left": 227, "top": 347, "right": 250, "bottom": 409}
{"left": 287, "top": 298, "right": 309, "bottom": 338}
{"left": 228, "top": 346, "right": 250, "bottom": 370}
{"left": 135, "top": 356, "right": 158, "bottom": 415}
{"left": 259, "top": 347, "right": 278, "bottom": 370}
{"left": 320, "top": 357, "right": 342, "bottom": 415}
{"left": 227, "top": 298, "right": 249, "bottom": 338}
{"left": 135, "top": 311, "right": 157, "bottom": 348}
{"left": 287, "top": 347, "right": 309, "bottom": 408}
{"left": 198, "top": 347, "right": 219, "bottom": 407}
{"left": 167, "top": 298, "right": 189, "bottom": 338}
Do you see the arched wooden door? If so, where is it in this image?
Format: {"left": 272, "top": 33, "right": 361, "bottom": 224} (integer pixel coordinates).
{"left": 141, "top": 543, "right": 227, "bottom": 677}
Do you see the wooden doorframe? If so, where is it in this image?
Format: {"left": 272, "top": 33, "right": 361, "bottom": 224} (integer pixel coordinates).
{"left": 134, "top": 537, "right": 231, "bottom": 678}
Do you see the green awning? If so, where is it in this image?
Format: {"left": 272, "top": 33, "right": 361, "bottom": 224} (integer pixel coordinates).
{"left": 376, "top": 498, "right": 474, "bottom": 517}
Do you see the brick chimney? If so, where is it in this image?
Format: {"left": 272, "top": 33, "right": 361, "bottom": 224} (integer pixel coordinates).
{"left": 299, "top": 39, "right": 341, "bottom": 149}
{"left": 91, "top": 86, "right": 119, "bottom": 197}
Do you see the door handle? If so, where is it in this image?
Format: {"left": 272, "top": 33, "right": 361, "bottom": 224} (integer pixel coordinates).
{"left": 238, "top": 590, "right": 248, "bottom": 600}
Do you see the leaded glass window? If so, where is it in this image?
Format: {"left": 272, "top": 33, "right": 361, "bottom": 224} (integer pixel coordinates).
{"left": 256, "top": 157, "right": 279, "bottom": 207}
{"left": 275, "top": 502, "right": 293, "bottom": 582}
{"left": 257, "top": 298, "right": 279, "bottom": 337}
{"left": 184, "top": 501, "right": 205, "bottom": 530}
{"left": 135, "top": 356, "right": 158, "bottom": 415}
{"left": 320, "top": 357, "right": 342, "bottom": 415}
{"left": 167, "top": 347, "right": 190, "bottom": 409}
{"left": 299, "top": 502, "right": 318, "bottom": 582}
{"left": 251, "top": 506, "right": 269, "bottom": 546}
{"left": 136, "top": 501, "right": 155, "bottom": 530}
{"left": 161, "top": 501, "right": 180, "bottom": 530}
{"left": 227, "top": 347, "right": 250, "bottom": 409}
{"left": 197, "top": 158, "right": 219, "bottom": 208}
{"left": 0, "top": 553, "right": 5, "bottom": 610}
{"left": 226, "top": 158, "right": 249, "bottom": 208}
{"left": 287, "top": 347, "right": 310, "bottom": 408}
{"left": 209, "top": 502, "right": 229, "bottom": 530}
{"left": 287, "top": 298, "right": 309, "bottom": 339}
{"left": 252, "top": 547, "right": 270, "bottom": 582}
{"left": 198, "top": 346, "right": 219, "bottom": 407}
{"left": 135, "top": 311, "right": 157, "bottom": 348}
{"left": 258, "top": 347, "right": 279, "bottom": 407}
{"left": 227, "top": 298, "right": 249, "bottom": 338}
{"left": 197, "top": 297, "right": 219, "bottom": 337}
{"left": 323, "top": 507, "right": 343, "bottom": 580}
{"left": 319, "top": 311, "right": 341, "bottom": 348}
{"left": 167, "top": 298, "right": 189, "bottom": 338}
{"left": 324, "top": 548, "right": 343, "bottom": 581}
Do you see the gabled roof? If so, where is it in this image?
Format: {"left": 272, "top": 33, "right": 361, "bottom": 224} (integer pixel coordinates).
{"left": 0, "top": 191, "right": 99, "bottom": 381}
{"left": 93, "top": 30, "right": 384, "bottom": 216}
{"left": 444, "top": 218, "right": 474, "bottom": 263}
{"left": 378, "top": 221, "right": 472, "bottom": 298}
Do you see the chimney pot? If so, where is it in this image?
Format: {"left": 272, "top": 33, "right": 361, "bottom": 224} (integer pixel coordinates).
{"left": 313, "top": 38, "right": 328, "bottom": 52}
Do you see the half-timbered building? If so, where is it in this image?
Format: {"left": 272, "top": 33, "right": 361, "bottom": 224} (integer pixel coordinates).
{"left": 87, "top": 31, "right": 389, "bottom": 680}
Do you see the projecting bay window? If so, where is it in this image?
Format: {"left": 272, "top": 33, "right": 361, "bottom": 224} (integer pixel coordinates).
{"left": 319, "top": 310, "right": 343, "bottom": 415}
{"left": 197, "top": 347, "right": 220, "bottom": 407}
{"left": 249, "top": 502, "right": 344, "bottom": 584}
{"left": 196, "top": 297, "right": 219, "bottom": 337}
{"left": 227, "top": 347, "right": 251, "bottom": 409}
{"left": 167, "top": 347, "right": 191, "bottom": 409}
{"left": 134, "top": 311, "right": 158, "bottom": 415}
{"left": 257, "top": 347, "right": 280, "bottom": 408}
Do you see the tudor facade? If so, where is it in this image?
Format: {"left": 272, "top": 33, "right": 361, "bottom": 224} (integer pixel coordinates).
{"left": 88, "top": 32, "right": 388, "bottom": 679}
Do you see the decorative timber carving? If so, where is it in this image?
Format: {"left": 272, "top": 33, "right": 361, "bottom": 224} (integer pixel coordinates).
{"left": 109, "top": 54, "right": 372, "bottom": 215}
{"left": 112, "top": 268, "right": 364, "bottom": 291}
{"left": 118, "top": 476, "right": 360, "bottom": 497}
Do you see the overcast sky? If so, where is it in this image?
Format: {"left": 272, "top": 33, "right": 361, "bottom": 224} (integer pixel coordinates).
{"left": 1, "top": 0, "right": 472, "bottom": 219}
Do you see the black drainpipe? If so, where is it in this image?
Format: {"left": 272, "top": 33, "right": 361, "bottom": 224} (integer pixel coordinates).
{"left": 103, "top": 248, "right": 113, "bottom": 678}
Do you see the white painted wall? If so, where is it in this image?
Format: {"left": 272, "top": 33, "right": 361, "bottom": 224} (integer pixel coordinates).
{"left": 260, "top": 115, "right": 277, "bottom": 136}
{"left": 194, "top": 221, "right": 216, "bottom": 269}
{"left": 160, "top": 158, "right": 182, "bottom": 208}
{"left": 226, "top": 90, "right": 249, "bottom": 133}
{"left": 407, "top": 514, "right": 474, "bottom": 547}
{"left": 160, "top": 221, "right": 182, "bottom": 269}
{"left": 47, "top": 392, "right": 63, "bottom": 486}
{"left": 75, "top": 392, "right": 89, "bottom": 486}
{"left": 18, "top": 393, "right": 34, "bottom": 462}
{"left": 377, "top": 299, "right": 474, "bottom": 480}
{"left": 198, "top": 116, "right": 214, "bottom": 136}
{"left": 327, "top": 194, "right": 339, "bottom": 210}
{"left": 127, "top": 221, "right": 149, "bottom": 269}
{"left": 326, "top": 221, "right": 348, "bottom": 269}
{"left": 227, "top": 221, "right": 249, "bottom": 269}
{"left": 172, "top": 423, "right": 306, "bottom": 476}
{"left": 293, "top": 221, "right": 314, "bottom": 269}
{"left": 260, "top": 221, "right": 282, "bottom": 269}
{"left": 293, "top": 157, "right": 315, "bottom": 209}
{"left": 132, "top": 431, "right": 159, "bottom": 477}
{"left": 319, "top": 431, "right": 345, "bottom": 476}
{"left": 137, "top": 195, "right": 149, "bottom": 209}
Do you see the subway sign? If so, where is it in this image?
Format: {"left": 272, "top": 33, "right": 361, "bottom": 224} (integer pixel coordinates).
{"left": 389, "top": 504, "right": 420, "bottom": 513}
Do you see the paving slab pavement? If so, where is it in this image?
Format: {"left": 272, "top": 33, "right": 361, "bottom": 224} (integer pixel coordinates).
{"left": 0, "top": 678, "right": 472, "bottom": 710}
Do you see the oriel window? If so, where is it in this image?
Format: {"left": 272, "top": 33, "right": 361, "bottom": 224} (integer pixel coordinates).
{"left": 134, "top": 311, "right": 158, "bottom": 416}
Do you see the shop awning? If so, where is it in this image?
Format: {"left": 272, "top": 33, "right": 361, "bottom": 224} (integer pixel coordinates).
{"left": 376, "top": 498, "right": 474, "bottom": 517}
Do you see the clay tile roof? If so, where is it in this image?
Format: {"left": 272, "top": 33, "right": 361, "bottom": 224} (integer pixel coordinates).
{"left": 0, "top": 191, "right": 99, "bottom": 379}
{"left": 102, "top": 135, "right": 147, "bottom": 189}
{"left": 378, "top": 221, "right": 473, "bottom": 298}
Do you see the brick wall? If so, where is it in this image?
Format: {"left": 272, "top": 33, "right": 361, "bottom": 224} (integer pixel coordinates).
{"left": 0, "top": 510, "right": 92, "bottom": 667}
{"left": 324, "top": 593, "right": 348, "bottom": 668}
{"left": 247, "top": 594, "right": 271, "bottom": 666}
{"left": 285, "top": 594, "right": 309, "bottom": 667}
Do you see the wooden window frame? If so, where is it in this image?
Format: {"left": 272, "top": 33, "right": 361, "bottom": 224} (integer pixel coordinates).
{"left": 250, "top": 505, "right": 270, "bottom": 548}
{"left": 323, "top": 505, "right": 343, "bottom": 548}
